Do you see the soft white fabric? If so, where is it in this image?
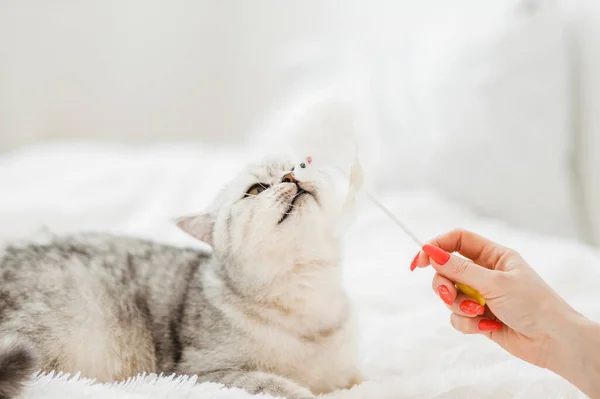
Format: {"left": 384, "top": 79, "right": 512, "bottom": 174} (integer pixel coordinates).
{"left": 0, "top": 0, "right": 588, "bottom": 244}
{"left": 558, "top": 0, "right": 600, "bottom": 246}
{"left": 372, "top": 0, "right": 581, "bottom": 240}
{"left": 1, "top": 142, "right": 598, "bottom": 399}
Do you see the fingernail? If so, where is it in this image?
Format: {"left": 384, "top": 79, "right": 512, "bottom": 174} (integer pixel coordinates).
{"left": 410, "top": 252, "right": 420, "bottom": 271}
{"left": 478, "top": 319, "right": 503, "bottom": 331}
{"left": 437, "top": 285, "right": 453, "bottom": 306}
{"left": 460, "top": 300, "right": 485, "bottom": 315}
{"left": 422, "top": 244, "right": 451, "bottom": 265}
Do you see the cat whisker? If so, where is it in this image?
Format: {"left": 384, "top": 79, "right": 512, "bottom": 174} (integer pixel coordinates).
{"left": 263, "top": 194, "right": 297, "bottom": 208}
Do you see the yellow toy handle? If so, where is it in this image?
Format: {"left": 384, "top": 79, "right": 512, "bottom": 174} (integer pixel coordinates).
{"left": 455, "top": 282, "right": 486, "bottom": 306}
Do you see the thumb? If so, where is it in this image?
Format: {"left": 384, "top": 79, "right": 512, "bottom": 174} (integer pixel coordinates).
{"left": 422, "top": 244, "right": 492, "bottom": 291}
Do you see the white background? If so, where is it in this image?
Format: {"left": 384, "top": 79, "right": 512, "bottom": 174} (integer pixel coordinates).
{"left": 2, "top": 2, "right": 600, "bottom": 398}
{"left": 2, "top": 0, "right": 600, "bottom": 245}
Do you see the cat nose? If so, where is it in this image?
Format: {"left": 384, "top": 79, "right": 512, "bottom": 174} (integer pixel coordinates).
{"left": 281, "top": 173, "right": 297, "bottom": 184}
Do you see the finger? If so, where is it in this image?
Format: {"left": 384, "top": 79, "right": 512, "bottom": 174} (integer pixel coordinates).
{"left": 423, "top": 245, "right": 495, "bottom": 291}
{"left": 450, "top": 313, "right": 504, "bottom": 334}
{"left": 482, "top": 306, "right": 498, "bottom": 320}
{"left": 432, "top": 274, "right": 485, "bottom": 316}
{"left": 431, "top": 273, "right": 457, "bottom": 305}
{"left": 410, "top": 249, "right": 430, "bottom": 271}
{"left": 425, "top": 228, "right": 512, "bottom": 271}
{"left": 451, "top": 294, "right": 486, "bottom": 317}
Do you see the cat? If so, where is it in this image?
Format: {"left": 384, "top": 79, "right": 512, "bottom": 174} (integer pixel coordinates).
{"left": 0, "top": 157, "right": 362, "bottom": 399}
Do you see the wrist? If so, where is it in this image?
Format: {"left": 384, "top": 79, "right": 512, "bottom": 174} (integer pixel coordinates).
{"left": 546, "top": 310, "right": 600, "bottom": 397}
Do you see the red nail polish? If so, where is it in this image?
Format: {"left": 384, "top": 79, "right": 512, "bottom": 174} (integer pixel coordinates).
{"left": 478, "top": 319, "right": 503, "bottom": 331}
{"left": 410, "top": 253, "right": 419, "bottom": 271}
{"left": 437, "top": 286, "right": 453, "bottom": 306}
{"left": 460, "top": 300, "right": 485, "bottom": 315}
{"left": 422, "top": 244, "right": 451, "bottom": 265}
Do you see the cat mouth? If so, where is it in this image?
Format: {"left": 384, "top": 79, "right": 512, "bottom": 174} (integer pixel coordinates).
{"left": 277, "top": 188, "right": 313, "bottom": 224}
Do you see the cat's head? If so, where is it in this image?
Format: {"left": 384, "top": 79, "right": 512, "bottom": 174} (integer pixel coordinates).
{"left": 176, "top": 157, "right": 343, "bottom": 269}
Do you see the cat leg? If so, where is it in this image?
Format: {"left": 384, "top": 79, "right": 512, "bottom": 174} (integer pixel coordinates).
{"left": 197, "top": 369, "right": 314, "bottom": 399}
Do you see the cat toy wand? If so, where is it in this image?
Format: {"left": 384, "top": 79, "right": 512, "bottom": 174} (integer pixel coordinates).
{"left": 336, "top": 162, "right": 486, "bottom": 307}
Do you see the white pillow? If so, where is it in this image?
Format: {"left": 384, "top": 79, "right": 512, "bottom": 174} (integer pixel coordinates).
{"left": 558, "top": 0, "right": 600, "bottom": 246}
{"left": 378, "top": 1, "right": 582, "bottom": 239}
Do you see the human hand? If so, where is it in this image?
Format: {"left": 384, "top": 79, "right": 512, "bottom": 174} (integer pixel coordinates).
{"left": 410, "top": 229, "right": 578, "bottom": 369}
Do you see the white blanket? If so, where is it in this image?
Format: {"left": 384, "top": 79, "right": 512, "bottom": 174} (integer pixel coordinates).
{"left": 1, "top": 142, "right": 598, "bottom": 399}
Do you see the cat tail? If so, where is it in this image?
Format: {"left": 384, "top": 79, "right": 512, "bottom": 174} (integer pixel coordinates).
{"left": 0, "top": 335, "right": 38, "bottom": 399}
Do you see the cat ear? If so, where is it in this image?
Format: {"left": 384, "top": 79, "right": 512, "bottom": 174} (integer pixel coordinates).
{"left": 175, "top": 213, "right": 215, "bottom": 245}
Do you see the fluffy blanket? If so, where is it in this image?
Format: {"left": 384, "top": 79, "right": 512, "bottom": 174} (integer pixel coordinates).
{"left": 1, "top": 142, "right": 597, "bottom": 399}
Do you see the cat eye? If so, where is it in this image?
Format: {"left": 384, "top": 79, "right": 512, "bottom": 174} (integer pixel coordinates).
{"left": 246, "top": 183, "right": 270, "bottom": 196}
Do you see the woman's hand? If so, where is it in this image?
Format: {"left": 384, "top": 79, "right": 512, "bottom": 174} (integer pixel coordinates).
{"left": 411, "top": 229, "right": 600, "bottom": 397}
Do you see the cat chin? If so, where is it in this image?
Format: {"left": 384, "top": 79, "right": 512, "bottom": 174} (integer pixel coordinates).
{"left": 276, "top": 194, "right": 317, "bottom": 225}
{"left": 218, "top": 213, "right": 338, "bottom": 263}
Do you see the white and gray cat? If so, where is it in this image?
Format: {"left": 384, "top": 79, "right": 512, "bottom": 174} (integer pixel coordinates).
{"left": 0, "top": 158, "right": 362, "bottom": 399}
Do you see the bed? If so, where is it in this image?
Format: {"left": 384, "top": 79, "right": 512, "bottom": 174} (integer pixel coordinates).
{"left": 1, "top": 142, "right": 597, "bottom": 399}
{"left": 3, "top": 1, "right": 600, "bottom": 397}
